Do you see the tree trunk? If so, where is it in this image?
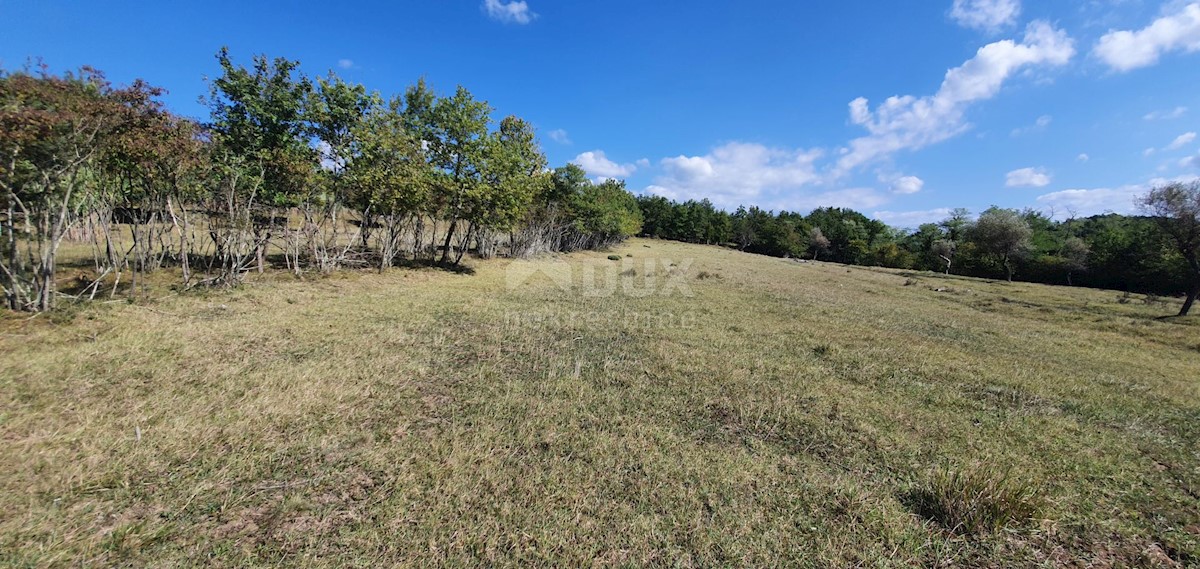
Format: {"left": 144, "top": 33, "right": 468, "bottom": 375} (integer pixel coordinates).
{"left": 440, "top": 219, "right": 457, "bottom": 264}
{"left": 1180, "top": 284, "right": 1199, "bottom": 317}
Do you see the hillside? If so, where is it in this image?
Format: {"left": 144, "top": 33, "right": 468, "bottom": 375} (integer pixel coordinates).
{"left": 1, "top": 238, "right": 1197, "bottom": 567}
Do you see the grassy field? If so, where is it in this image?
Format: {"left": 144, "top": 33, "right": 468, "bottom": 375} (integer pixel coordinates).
{"left": 1, "top": 238, "right": 1198, "bottom": 567}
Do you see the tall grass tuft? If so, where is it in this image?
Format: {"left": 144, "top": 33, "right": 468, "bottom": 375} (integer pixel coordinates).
{"left": 905, "top": 464, "right": 1043, "bottom": 536}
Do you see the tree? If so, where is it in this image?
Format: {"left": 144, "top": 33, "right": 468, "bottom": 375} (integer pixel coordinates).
{"left": 474, "top": 116, "right": 549, "bottom": 259}
{"left": 809, "top": 226, "right": 830, "bottom": 260}
{"left": 1060, "top": 236, "right": 1089, "bottom": 286}
{"left": 0, "top": 66, "right": 162, "bottom": 310}
{"left": 206, "top": 48, "right": 315, "bottom": 274}
{"left": 422, "top": 86, "right": 491, "bottom": 265}
{"left": 1139, "top": 182, "right": 1200, "bottom": 316}
{"left": 931, "top": 239, "right": 957, "bottom": 274}
{"left": 971, "top": 207, "right": 1032, "bottom": 282}
{"left": 940, "top": 208, "right": 971, "bottom": 242}
{"left": 344, "top": 96, "right": 431, "bottom": 269}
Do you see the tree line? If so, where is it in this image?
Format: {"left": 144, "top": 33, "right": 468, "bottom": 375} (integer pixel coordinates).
{"left": 637, "top": 185, "right": 1200, "bottom": 316}
{"left": 0, "top": 52, "right": 643, "bottom": 312}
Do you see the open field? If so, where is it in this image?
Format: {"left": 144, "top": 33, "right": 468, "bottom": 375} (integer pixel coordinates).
{"left": 1, "top": 238, "right": 1198, "bottom": 567}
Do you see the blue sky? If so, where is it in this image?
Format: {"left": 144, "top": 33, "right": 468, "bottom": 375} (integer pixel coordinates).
{"left": 2, "top": 0, "right": 1199, "bottom": 227}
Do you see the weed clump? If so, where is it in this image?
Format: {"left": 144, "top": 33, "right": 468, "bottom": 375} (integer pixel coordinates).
{"left": 607, "top": 255, "right": 622, "bottom": 261}
{"left": 905, "top": 464, "right": 1042, "bottom": 536}
{"left": 696, "top": 271, "right": 722, "bottom": 280}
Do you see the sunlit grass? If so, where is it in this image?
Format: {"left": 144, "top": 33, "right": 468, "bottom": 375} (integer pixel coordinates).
{"left": 1, "top": 238, "right": 1197, "bottom": 566}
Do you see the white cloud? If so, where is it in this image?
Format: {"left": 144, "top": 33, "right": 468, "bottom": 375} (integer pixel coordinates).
{"left": 1035, "top": 175, "right": 1199, "bottom": 215}
{"left": 1006, "top": 167, "right": 1052, "bottom": 187}
{"left": 337, "top": 59, "right": 354, "bottom": 70}
{"left": 838, "top": 21, "right": 1075, "bottom": 173}
{"left": 1077, "top": 153, "right": 1090, "bottom": 162}
{"left": 1182, "top": 152, "right": 1200, "bottom": 169}
{"left": 889, "top": 175, "right": 925, "bottom": 194}
{"left": 1144, "top": 106, "right": 1188, "bottom": 120}
{"left": 547, "top": 129, "right": 571, "bottom": 145}
{"left": 648, "top": 142, "right": 824, "bottom": 209}
{"left": 1166, "top": 131, "right": 1197, "bottom": 150}
{"left": 483, "top": 0, "right": 536, "bottom": 24}
{"left": 1094, "top": 2, "right": 1200, "bottom": 72}
{"left": 950, "top": 0, "right": 1022, "bottom": 32}
{"left": 1011, "top": 114, "right": 1052, "bottom": 137}
{"left": 873, "top": 208, "right": 956, "bottom": 228}
{"left": 571, "top": 150, "right": 638, "bottom": 179}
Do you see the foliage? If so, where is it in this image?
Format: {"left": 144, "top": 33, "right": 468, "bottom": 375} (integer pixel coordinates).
{"left": 1, "top": 54, "right": 641, "bottom": 311}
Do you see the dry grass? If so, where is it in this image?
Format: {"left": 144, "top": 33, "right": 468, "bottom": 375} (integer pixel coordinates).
{"left": 1, "top": 238, "right": 1197, "bottom": 567}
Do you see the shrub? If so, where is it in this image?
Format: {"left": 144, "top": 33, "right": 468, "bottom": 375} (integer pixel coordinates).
{"left": 696, "top": 271, "right": 722, "bottom": 280}
{"left": 905, "top": 464, "right": 1042, "bottom": 536}
{"left": 607, "top": 255, "right": 622, "bottom": 261}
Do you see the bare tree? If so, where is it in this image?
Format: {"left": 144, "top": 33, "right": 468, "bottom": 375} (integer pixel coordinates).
{"left": 1139, "top": 182, "right": 1200, "bottom": 316}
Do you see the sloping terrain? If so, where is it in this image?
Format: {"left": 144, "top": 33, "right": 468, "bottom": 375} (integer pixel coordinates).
{"left": 1, "top": 239, "right": 1197, "bottom": 567}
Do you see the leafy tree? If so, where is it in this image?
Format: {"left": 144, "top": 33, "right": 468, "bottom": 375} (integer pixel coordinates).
{"left": 970, "top": 207, "right": 1032, "bottom": 282}
{"left": 206, "top": 48, "right": 315, "bottom": 273}
{"left": 1060, "top": 236, "right": 1090, "bottom": 286}
{"left": 1140, "top": 182, "right": 1200, "bottom": 316}
{"left": 344, "top": 96, "right": 431, "bottom": 268}
{"left": 0, "top": 66, "right": 163, "bottom": 310}
{"left": 809, "top": 226, "right": 830, "bottom": 260}
{"left": 474, "top": 116, "right": 549, "bottom": 259}
{"left": 207, "top": 47, "right": 313, "bottom": 207}
{"left": 424, "top": 86, "right": 491, "bottom": 264}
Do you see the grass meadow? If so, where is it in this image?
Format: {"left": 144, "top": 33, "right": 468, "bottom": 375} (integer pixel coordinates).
{"left": 1, "top": 238, "right": 1197, "bottom": 567}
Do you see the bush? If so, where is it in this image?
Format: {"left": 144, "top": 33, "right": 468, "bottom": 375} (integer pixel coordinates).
{"left": 607, "top": 255, "right": 622, "bottom": 261}
{"left": 905, "top": 464, "right": 1042, "bottom": 536}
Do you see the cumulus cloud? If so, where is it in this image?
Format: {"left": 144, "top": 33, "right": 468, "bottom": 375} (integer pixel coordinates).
{"left": 1166, "top": 131, "right": 1197, "bottom": 151}
{"left": 889, "top": 176, "right": 925, "bottom": 194}
{"left": 483, "top": 0, "right": 536, "bottom": 24}
{"left": 837, "top": 21, "right": 1075, "bottom": 173}
{"left": 547, "top": 129, "right": 571, "bottom": 145}
{"left": 647, "top": 142, "right": 823, "bottom": 209}
{"left": 644, "top": 142, "right": 889, "bottom": 211}
{"left": 1182, "top": 152, "right": 1200, "bottom": 169}
{"left": 950, "top": 0, "right": 1022, "bottom": 32}
{"left": 1144, "top": 106, "right": 1188, "bottom": 120}
{"left": 571, "top": 150, "right": 639, "bottom": 179}
{"left": 1011, "top": 114, "right": 1052, "bottom": 137}
{"left": 873, "top": 208, "right": 957, "bottom": 228}
{"left": 1006, "top": 167, "right": 1052, "bottom": 187}
{"left": 1094, "top": 2, "right": 1200, "bottom": 72}
{"left": 1035, "top": 175, "right": 1199, "bottom": 215}
{"left": 1078, "top": 153, "right": 1090, "bottom": 162}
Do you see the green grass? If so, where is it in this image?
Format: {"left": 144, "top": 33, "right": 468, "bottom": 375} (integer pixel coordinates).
{"left": 1, "top": 238, "right": 1198, "bottom": 567}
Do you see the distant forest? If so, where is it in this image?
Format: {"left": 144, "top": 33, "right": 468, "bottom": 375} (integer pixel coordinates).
{"left": 636, "top": 196, "right": 1196, "bottom": 299}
